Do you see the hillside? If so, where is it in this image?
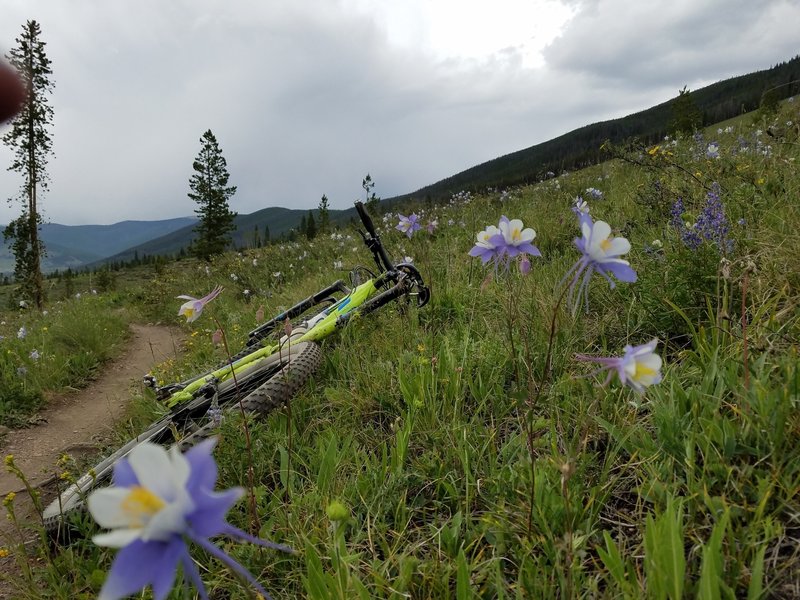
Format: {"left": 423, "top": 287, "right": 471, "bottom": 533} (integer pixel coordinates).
{"left": 387, "top": 55, "right": 800, "bottom": 204}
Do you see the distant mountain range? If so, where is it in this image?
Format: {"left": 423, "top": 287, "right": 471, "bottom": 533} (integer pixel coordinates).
{"left": 1, "top": 207, "right": 357, "bottom": 273}
{"left": 3, "top": 54, "right": 797, "bottom": 274}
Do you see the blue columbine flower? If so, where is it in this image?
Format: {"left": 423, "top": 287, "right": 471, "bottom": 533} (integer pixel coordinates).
{"left": 469, "top": 216, "right": 541, "bottom": 270}
{"left": 575, "top": 339, "right": 663, "bottom": 392}
{"left": 396, "top": 213, "right": 421, "bottom": 238}
{"left": 563, "top": 212, "right": 637, "bottom": 312}
{"left": 88, "top": 439, "right": 292, "bottom": 600}
{"left": 176, "top": 286, "right": 223, "bottom": 323}
{"left": 468, "top": 223, "right": 504, "bottom": 265}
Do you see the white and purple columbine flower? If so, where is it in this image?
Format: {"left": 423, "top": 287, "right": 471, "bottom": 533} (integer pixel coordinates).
{"left": 468, "top": 223, "right": 503, "bottom": 265}
{"left": 469, "top": 216, "right": 541, "bottom": 269}
{"left": 176, "top": 286, "right": 223, "bottom": 323}
{"left": 564, "top": 213, "right": 636, "bottom": 312}
{"left": 396, "top": 213, "right": 421, "bottom": 238}
{"left": 17, "top": 326, "right": 26, "bottom": 340}
{"left": 496, "top": 216, "right": 541, "bottom": 262}
{"left": 87, "top": 439, "right": 291, "bottom": 600}
{"left": 575, "top": 339, "right": 663, "bottom": 392}
{"left": 585, "top": 187, "right": 604, "bottom": 201}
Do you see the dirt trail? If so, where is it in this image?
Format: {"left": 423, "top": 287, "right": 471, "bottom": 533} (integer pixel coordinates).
{"left": 0, "top": 323, "right": 184, "bottom": 596}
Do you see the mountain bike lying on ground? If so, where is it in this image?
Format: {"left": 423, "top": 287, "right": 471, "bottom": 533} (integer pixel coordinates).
{"left": 43, "top": 201, "right": 429, "bottom": 533}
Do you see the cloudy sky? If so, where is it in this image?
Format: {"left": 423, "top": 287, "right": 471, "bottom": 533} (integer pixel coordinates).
{"left": 0, "top": 0, "right": 797, "bottom": 225}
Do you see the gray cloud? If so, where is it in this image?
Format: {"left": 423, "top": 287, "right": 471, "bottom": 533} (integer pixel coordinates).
{"left": 1, "top": 0, "right": 798, "bottom": 225}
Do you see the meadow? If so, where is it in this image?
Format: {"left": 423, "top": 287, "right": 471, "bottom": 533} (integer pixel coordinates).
{"left": 1, "top": 100, "right": 799, "bottom": 598}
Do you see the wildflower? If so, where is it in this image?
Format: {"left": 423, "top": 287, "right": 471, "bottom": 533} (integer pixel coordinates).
{"left": 650, "top": 239, "right": 663, "bottom": 249}
{"left": 211, "top": 329, "right": 223, "bottom": 347}
{"left": 243, "top": 289, "right": 251, "bottom": 297}
{"left": 333, "top": 260, "right": 343, "bottom": 270}
{"left": 519, "top": 255, "right": 532, "bottom": 275}
{"left": 496, "top": 216, "right": 541, "bottom": 259}
{"left": 16, "top": 366, "right": 27, "bottom": 378}
{"left": 737, "top": 218, "right": 746, "bottom": 226}
{"left": 176, "top": 286, "right": 223, "bottom": 323}
{"left": 426, "top": 219, "right": 438, "bottom": 234}
{"left": 272, "top": 272, "right": 281, "bottom": 279}
{"left": 87, "top": 439, "right": 291, "bottom": 600}
{"left": 585, "top": 187, "right": 604, "bottom": 200}
{"left": 706, "top": 143, "right": 720, "bottom": 159}
{"left": 230, "top": 273, "right": 238, "bottom": 282}
{"left": 564, "top": 213, "right": 636, "bottom": 313}
{"left": 75, "top": 293, "right": 81, "bottom": 299}
{"left": 396, "top": 213, "right": 421, "bottom": 238}
{"left": 17, "top": 326, "right": 26, "bottom": 340}
{"left": 573, "top": 196, "right": 589, "bottom": 215}
{"left": 575, "top": 339, "right": 663, "bottom": 392}
{"left": 468, "top": 223, "right": 503, "bottom": 264}
{"left": 403, "top": 256, "right": 414, "bottom": 263}
{"left": 18, "top": 300, "right": 27, "bottom": 308}
{"left": 252, "top": 258, "right": 258, "bottom": 267}
{"left": 29, "top": 349, "right": 40, "bottom": 361}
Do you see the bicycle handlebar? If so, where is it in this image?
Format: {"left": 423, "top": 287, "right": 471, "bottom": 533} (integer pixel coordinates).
{"left": 354, "top": 201, "right": 394, "bottom": 273}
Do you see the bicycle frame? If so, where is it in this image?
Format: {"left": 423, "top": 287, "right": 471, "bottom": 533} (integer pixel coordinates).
{"left": 157, "top": 202, "right": 429, "bottom": 409}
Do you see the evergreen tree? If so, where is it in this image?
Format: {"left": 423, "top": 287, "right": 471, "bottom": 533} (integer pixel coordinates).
{"left": 2, "top": 20, "right": 55, "bottom": 309}
{"left": 306, "top": 210, "right": 317, "bottom": 240}
{"left": 299, "top": 214, "right": 307, "bottom": 237}
{"left": 264, "top": 225, "right": 270, "bottom": 244}
{"left": 188, "top": 129, "right": 237, "bottom": 260}
{"left": 670, "top": 86, "right": 702, "bottom": 136}
{"left": 318, "top": 194, "right": 331, "bottom": 233}
{"left": 362, "top": 173, "right": 380, "bottom": 215}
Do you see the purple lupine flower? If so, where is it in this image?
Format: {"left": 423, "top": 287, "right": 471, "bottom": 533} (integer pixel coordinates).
{"left": 563, "top": 213, "right": 637, "bottom": 313}
{"left": 88, "top": 439, "right": 291, "bottom": 600}
{"left": 396, "top": 213, "right": 421, "bottom": 238}
{"left": 671, "top": 184, "right": 732, "bottom": 253}
{"left": 575, "top": 339, "right": 663, "bottom": 392}
{"left": 670, "top": 198, "right": 701, "bottom": 249}
{"left": 694, "top": 183, "right": 732, "bottom": 253}
{"left": 176, "top": 286, "right": 223, "bottom": 323}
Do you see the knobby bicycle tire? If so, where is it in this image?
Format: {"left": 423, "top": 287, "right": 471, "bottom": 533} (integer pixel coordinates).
{"left": 42, "top": 341, "right": 323, "bottom": 534}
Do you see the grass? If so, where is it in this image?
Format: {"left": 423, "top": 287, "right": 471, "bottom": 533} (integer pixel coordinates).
{"left": 2, "top": 101, "right": 800, "bottom": 597}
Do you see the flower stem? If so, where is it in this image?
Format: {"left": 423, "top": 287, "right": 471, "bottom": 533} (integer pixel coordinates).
{"left": 527, "top": 282, "right": 571, "bottom": 539}
{"left": 213, "top": 317, "right": 260, "bottom": 534}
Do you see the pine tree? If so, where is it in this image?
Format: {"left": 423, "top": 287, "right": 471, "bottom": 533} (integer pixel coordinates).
{"left": 318, "top": 194, "right": 331, "bottom": 234}
{"left": 362, "top": 173, "right": 380, "bottom": 215}
{"left": 306, "top": 210, "right": 317, "bottom": 240}
{"left": 188, "top": 129, "right": 237, "bottom": 260}
{"left": 2, "top": 20, "right": 55, "bottom": 309}
{"left": 671, "top": 86, "right": 702, "bottom": 137}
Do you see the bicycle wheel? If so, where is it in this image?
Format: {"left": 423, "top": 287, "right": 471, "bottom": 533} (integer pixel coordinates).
{"left": 42, "top": 341, "right": 323, "bottom": 534}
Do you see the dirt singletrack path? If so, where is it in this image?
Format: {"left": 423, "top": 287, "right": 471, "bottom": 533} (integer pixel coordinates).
{"left": 0, "top": 323, "right": 184, "bottom": 595}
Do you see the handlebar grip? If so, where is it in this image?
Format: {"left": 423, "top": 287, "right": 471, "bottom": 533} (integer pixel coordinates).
{"left": 355, "top": 201, "right": 378, "bottom": 238}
